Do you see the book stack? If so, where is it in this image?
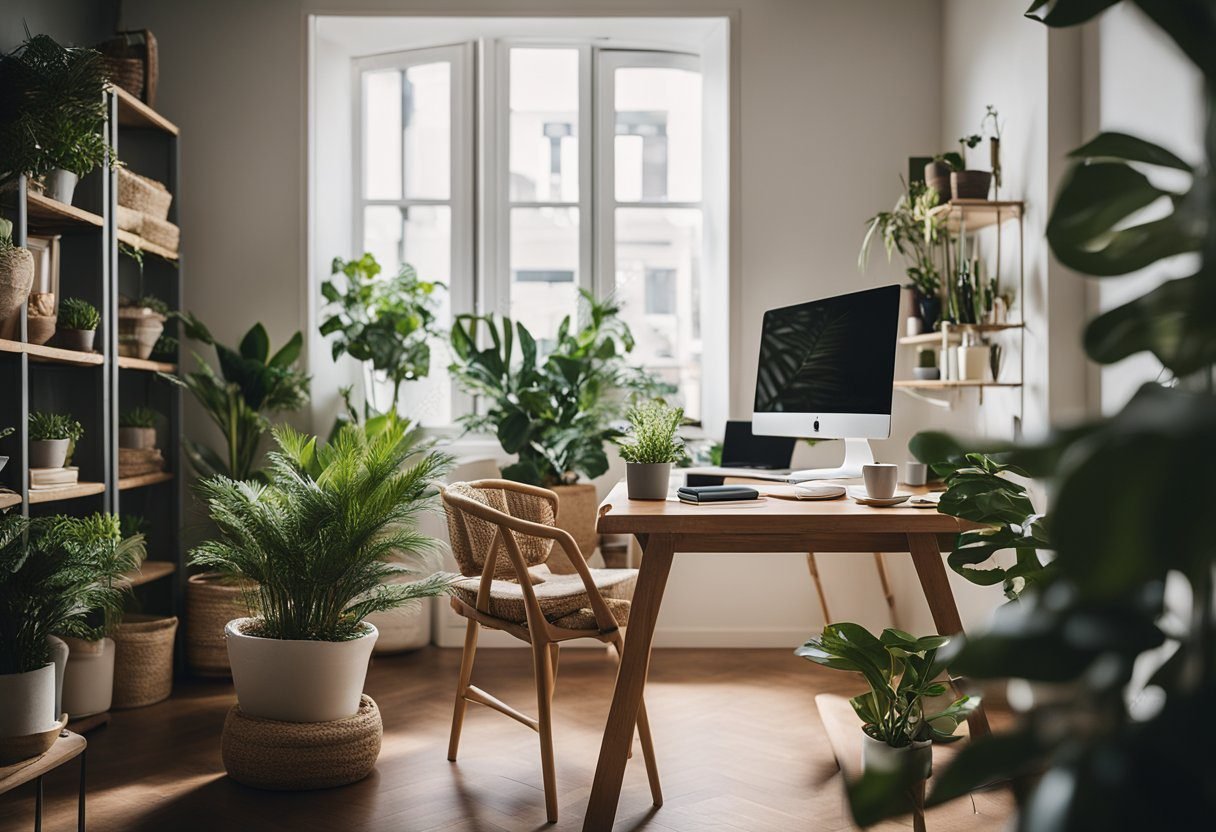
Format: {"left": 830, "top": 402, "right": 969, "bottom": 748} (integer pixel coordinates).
{"left": 119, "top": 447, "right": 166, "bottom": 478}
{"left": 30, "top": 466, "right": 80, "bottom": 492}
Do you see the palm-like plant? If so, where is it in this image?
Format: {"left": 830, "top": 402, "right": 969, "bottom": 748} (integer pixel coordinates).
{"left": 55, "top": 513, "right": 146, "bottom": 639}
{"left": 190, "top": 419, "right": 453, "bottom": 642}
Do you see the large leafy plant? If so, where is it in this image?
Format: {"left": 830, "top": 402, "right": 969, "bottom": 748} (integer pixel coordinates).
{"left": 449, "top": 290, "right": 660, "bottom": 487}
{"left": 859, "top": 180, "right": 947, "bottom": 297}
{"left": 166, "top": 313, "right": 308, "bottom": 481}
{"left": 846, "top": 1, "right": 1216, "bottom": 828}
{"left": 0, "top": 33, "right": 114, "bottom": 185}
{"left": 54, "top": 513, "right": 146, "bottom": 640}
{"left": 190, "top": 420, "right": 453, "bottom": 642}
{"left": 321, "top": 253, "right": 444, "bottom": 412}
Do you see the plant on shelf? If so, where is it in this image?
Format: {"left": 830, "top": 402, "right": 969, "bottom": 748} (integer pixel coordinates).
{"left": 119, "top": 407, "right": 158, "bottom": 429}
{"left": 321, "top": 253, "right": 445, "bottom": 414}
{"left": 57, "top": 297, "right": 100, "bottom": 352}
{"left": 119, "top": 406, "right": 160, "bottom": 453}
{"left": 117, "top": 293, "right": 170, "bottom": 362}
{"left": 0, "top": 218, "right": 34, "bottom": 341}
{"left": 619, "top": 401, "right": 685, "bottom": 500}
{"left": 913, "top": 347, "right": 939, "bottom": 381}
{"left": 859, "top": 180, "right": 948, "bottom": 331}
{"left": 166, "top": 312, "right": 309, "bottom": 481}
{"left": 190, "top": 419, "right": 452, "bottom": 722}
{"left": 938, "top": 130, "right": 991, "bottom": 201}
{"left": 796, "top": 624, "right": 978, "bottom": 787}
{"left": 0, "top": 33, "right": 115, "bottom": 204}
{"left": 28, "top": 411, "right": 83, "bottom": 469}
{"left": 842, "top": 2, "right": 1216, "bottom": 829}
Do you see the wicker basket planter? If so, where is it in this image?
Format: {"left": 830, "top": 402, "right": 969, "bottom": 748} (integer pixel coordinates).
{"left": 0, "top": 242, "right": 33, "bottom": 340}
{"left": 116, "top": 205, "right": 142, "bottom": 233}
{"left": 221, "top": 695, "right": 382, "bottom": 791}
{"left": 186, "top": 572, "right": 252, "bottom": 677}
{"left": 112, "top": 614, "right": 178, "bottom": 709}
{"left": 140, "top": 215, "right": 180, "bottom": 252}
{"left": 117, "top": 167, "right": 173, "bottom": 221}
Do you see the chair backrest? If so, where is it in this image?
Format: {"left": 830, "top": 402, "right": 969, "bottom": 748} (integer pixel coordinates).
{"left": 442, "top": 480, "right": 558, "bottom": 579}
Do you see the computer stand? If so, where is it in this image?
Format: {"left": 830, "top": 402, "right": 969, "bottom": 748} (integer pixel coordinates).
{"left": 787, "top": 438, "right": 876, "bottom": 482}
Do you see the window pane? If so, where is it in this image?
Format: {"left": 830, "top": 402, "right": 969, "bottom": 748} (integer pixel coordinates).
{"left": 362, "top": 204, "right": 452, "bottom": 425}
{"left": 510, "top": 207, "right": 579, "bottom": 352}
{"left": 615, "top": 208, "right": 703, "bottom": 419}
{"left": 614, "top": 67, "right": 701, "bottom": 203}
{"left": 510, "top": 49, "right": 579, "bottom": 203}
{"left": 363, "top": 69, "right": 401, "bottom": 200}
{"left": 404, "top": 62, "right": 450, "bottom": 200}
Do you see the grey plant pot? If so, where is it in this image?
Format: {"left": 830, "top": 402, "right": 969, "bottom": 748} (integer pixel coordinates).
{"left": 57, "top": 328, "right": 96, "bottom": 353}
{"left": 119, "top": 426, "right": 156, "bottom": 450}
{"left": 44, "top": 170, "right": 79, "bottom": 205}
{"left": 626, "top": 462, "right": 672, "bottom": 501}
{"left": 913, "top": 366, "right": 940, "bottom": 381}
{"left": 29, "top": 438, "right": 69, "bottom": 469}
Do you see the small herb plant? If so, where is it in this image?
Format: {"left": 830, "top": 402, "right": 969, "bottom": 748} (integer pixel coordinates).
{"left": 618, "top": 401, "right": 685, "bottom": 465}
{"left": 916, "top": 347, "right": 937, "bottom": 369}
{"left": 120, "top": 407, "right": 159, "bottom": 429}
{"left": 29, "top": 411, "right": 83, "bottom": 442}
{"left": 59, "top": 297, "right": 100, "bottom": 331}
{"left": 796, "top": 624, "right": 979, "bottom": 748}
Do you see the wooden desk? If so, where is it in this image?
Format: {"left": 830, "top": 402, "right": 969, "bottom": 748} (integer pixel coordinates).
{"left": 0, "top": 731, "right": 87, "bottom": 831}
{"left": 583, "top": 482, "right": 987, "bottom": 832}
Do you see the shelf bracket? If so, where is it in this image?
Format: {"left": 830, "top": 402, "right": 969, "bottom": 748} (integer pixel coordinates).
{"left": 896, "top": 387, "right": 954, "bottom": 410}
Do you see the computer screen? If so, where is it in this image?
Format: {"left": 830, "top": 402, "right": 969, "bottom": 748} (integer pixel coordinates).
{"left": 752, "top": 284, "right": 900, "bottom": 440}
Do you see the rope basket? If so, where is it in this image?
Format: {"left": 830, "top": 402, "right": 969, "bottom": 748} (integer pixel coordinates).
{"left": 116, "top": 205, "right": 142, "bottom": 233}
{"left": 222, "top": 695, "right": 382, "bottom": 790}
{"left": 117, "top": 167, "right": 173, "bottom": 221}
{"left": 187, "top": 572, "right": 253, "bottom": 677}
{"left": 140, "top": 215, "right": 180, "bottom": 252}
{"left": 112, "top": 614, "right": 178, "bottom": 709}
{"left": 100, "top": 56, "right": 144, "bottom": 99}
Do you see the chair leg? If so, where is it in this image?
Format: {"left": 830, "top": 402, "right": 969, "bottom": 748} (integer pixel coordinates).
{"left": 533, "top": 638, "right": 559, "bottom": 823}
{"left": 448, "top": 619, "right": 480, "bottom": 762}
{"left": 636, "top": 697, "right": 663, "bottom": 807}
{"left": 549, "top": 642, "right": 560, "bottom": 688}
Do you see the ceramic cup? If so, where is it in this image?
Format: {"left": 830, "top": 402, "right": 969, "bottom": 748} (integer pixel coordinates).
{"left": 862, "top": 463, "right": 899, "bottom": 500}
{"left": 902, "top": 461, "right": 928, "bottom": 487}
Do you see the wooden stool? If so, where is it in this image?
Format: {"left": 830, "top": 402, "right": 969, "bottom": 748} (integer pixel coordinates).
{"left": 221, "top": 695, "right": 381, "bottom": 790}
{"left": 0, "top": 729, "right": 86, "bottom": 832}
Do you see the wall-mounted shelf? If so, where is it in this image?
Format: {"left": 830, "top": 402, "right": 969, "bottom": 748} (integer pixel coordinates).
{"left": 0, "top": 339, "right": 106, "bottom": 367}
{"left": 0, "top": 492, "right": 21, "bottom": 510}
{"left": 894, "top": 380, "right": 1021, "bottom": 390}
{"left": 26, "top": 191, "right": 104, "bottom": 235}
{"left": 118, "top": 471, "right": 174, "bottom": 491}
{"left": 928, "top": 199, "right": 1023, "bottom": 232}
{"left": 118, "top": 560, "right": 176, "bottom": 588}
{"left": 117, "top": 356, "right": 177, "bottom": 373}
{"left": 899, "top": 322, "right": 1023, "bottom": 346}
{"left": 117, "top": 229, "right": 179, "bottom": 262}
{"left": 28, "top": 482, "right": 107, "bottom": 504}
{"left": 112, "top": 85, "right": 179, "bottom": 136}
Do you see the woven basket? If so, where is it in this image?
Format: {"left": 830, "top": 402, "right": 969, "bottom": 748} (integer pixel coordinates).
{"left": 101, "top": 56, "right": 144, "bottom": 99}
{"left": 118, "top": 168, "right": 173, "bottom": 221}
{"left": 112, "top": 614, "right": 178, "bottom": 709}
{"left": 96, "top": 30, "right": 158, "bottom": 105}
{"left": 186, "top": 572, "right": 253, "bottom": 677}
{"left": 222, "top": 695, "right": 382, "bottom": 790}
{"left": 116, "top": 205, "right": 142, "bottom": 233}
{"left": 140, "top": 216, "right": 179, "bottom": 252}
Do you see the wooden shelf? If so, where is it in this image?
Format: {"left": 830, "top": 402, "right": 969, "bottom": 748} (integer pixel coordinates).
{"left": 28, "top": 481, "right": 106, "bottom": 504}
{"left": 117, "top": 229, "right": 178, "bottom": 262}
{"left": 0, "top": 338, "right": 106, "bottom": 367}
{"left": 117, "top": 355, "right": 177, "bottom": 373}
{"left": 894, "top": 380, "right": 1022, "bottom": 389}
{"left": 899, "top": 322, "right": 1024, "bottom": 346}
{"left": 0, "top": 492, "right": 21, "bottom": 510}
{"left": 929, "top": 199, "right": 1024, "bottom": 232}
{"left": 112, "top": 85, "right": 180, "bottom": 136}
{"left": 26, "top": 191, "right": 104, "bottom": 235}
{"left": 118, "top": 560, "right": 176, "bottom": 588}
{"left": 118, "top": 471, "right": 173, "bottom": 491}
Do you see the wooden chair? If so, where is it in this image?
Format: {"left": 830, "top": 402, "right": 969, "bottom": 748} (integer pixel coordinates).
{"left": 441, "top": 479, "right": 661, "bottom": 823}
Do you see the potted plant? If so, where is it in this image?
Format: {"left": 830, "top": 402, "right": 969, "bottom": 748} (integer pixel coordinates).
{"left": 26, "top": 291, "right": 56, "bottom": 346}
{"left": 167, "top": 313, "right": 308, "bottom": 480}
{"left": 56, "top": 297, "right": 100, "bottom": 352}
{"left": 860, "top": 181, "right": 948, "bottom": 332}
{"left": 118, "top": 406, "right": 158, "bottom": 449}
{"left": 449, "top": 290, "right": 660, "bottom": 566}
{"left": 28, "top": 411, "right": 83, "bottom": 469}
{"left": 913, "top": 348, "right": 939, "bottom": 381}
{"left": 796, "top": 623, "right": 979, "bottom": 777}
{"left": 117, "top": 296, "right": 168, "bottom": 360}
{"left": 190, "top": 420, "right": 452, "bottom": 723}
{"left": 619, "top": 401, "right": 685, "bottom": 500}
{"left": 0, "top": 218, "right": 33, "bottom": 341}
{"left": 321, "top": 253, "right": 444, "bottom": 414}
{"left": 57, "top": 514, "right": 145, "bottom": 718}
{"left": 949, "top": 133, "right": 991, "bottom": 200}
{"left": 0, "top": 34, "right": 115, "bottom": 204}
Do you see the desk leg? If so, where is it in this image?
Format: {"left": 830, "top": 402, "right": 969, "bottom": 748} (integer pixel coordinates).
{"left": 907, "top": 533, "right": 991, "bottom": 739}
{"left": 584, "top": 533, "right": 675, "bottom": 832}
{"left": 79, "top": 748, "right": 86, "bottom": 832}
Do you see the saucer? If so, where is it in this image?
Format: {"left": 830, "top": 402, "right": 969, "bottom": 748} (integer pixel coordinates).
{"left": 848, "top": 487, "right": 911, "bottom": 507}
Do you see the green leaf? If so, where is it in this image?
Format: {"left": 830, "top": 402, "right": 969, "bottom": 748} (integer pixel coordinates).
{"left": 1068, "top": 131, "right": 1193, "bottom": 171}
{"left": 321, "top": 281, "right": 340, "bottom": 303}
{"left": 1024, "top": 0, "right": 1120, "bottom": 26}
{"left": 240, "top": 323, "right": 271, "bottom": 363}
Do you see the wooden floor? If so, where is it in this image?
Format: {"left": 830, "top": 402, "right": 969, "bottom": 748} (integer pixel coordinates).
{"left": 0, "top": 648, "right": 1012, "bottom": 831}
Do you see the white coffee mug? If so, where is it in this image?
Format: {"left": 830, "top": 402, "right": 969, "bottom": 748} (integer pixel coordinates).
{"left": 862, "top": 463, "right": 899, "bottom": 500}
{"left": 903, "top": 461, "right": 928, "bottom": 487}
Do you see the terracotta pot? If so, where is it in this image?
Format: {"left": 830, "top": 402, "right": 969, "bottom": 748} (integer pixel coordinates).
{"left": 57, "top": 328, "right": 96, "bottom": 352}
{"left": 60, "top": 636, "right": 115, "bottom": 718}
{"left": 951, "top": 170, "right": 993, "bottom": 201}
{"left": 27, "top": 315, "right": 56, "bottom": 346}
{"left": 549, "top": 483, "right": 598, "bottom": 573}
{"left": 226, "top": 618, "right": 378, "bottom": 723}
{"left": 119, "top": 426, "right": 157, "bottom": 449}
{"left": 923, "top": 160, "right": 952, "bottom": 205}
{"left": 117, "top": 307, "right": 166, "bottom": 359}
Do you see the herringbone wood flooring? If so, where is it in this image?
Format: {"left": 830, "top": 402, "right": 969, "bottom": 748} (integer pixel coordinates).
{"left": 0, "top": 648, "right": 1012, "bottom": 831}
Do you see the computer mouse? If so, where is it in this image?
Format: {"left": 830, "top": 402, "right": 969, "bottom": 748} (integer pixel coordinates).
{"left": 794, "top": 483, "right": 847, "bottom": 500}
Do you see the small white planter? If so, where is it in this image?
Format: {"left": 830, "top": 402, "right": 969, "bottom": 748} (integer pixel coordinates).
{"left": 861, "top": 734, "right": 933, "bottom": 779}
{"left": 0, "top": 663, "right": 58, "bottom": 737}
{"left": 60, "top": 636, "right": 116, "bottom": 718}
{"left": 47, "top": 636, "right": 68, "bottom": 718}
{"left": 226, "top": 617, "right": 379, "bottom": 723}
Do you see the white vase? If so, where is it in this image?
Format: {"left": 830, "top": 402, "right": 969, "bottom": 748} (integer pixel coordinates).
{"left": 60, "top": 636, "right": 116, "bottom": 718}
{"left": 0, "top": 663, "right": 58, "bottom": 736}
{"left": 957, "top": 344, "right": 991, "bottom": 382}
{"left": 225, "top": 617, "right": 379, "bottom": 723}
{"left": 861, "top": 734, "right": 933, "bottom": 780}
{"left": 47, "top": 636, "right": 68, "bottom": 718}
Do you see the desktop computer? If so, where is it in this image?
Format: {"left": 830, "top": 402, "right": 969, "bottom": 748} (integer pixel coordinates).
{"left": 751, "top": 284, "right": 901, "bottom": 481}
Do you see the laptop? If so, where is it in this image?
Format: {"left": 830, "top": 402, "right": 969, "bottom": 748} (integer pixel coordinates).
{"left": 684, "top": 421, "right": 797, "bottom": 487}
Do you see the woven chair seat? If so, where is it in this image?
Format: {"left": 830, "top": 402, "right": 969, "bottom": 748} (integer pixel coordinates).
{"left": 550, "top": 598, "right": 632, "bottom": 630}
{"left": 452, "top": 566, "right": 637, "bottom": 626}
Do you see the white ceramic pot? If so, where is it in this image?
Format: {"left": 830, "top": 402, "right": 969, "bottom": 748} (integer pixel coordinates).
{"left": 47, "top": 636, "right": 68, "bottom": 718}
{"left": 60, "top": 636, "right": 115, "bottom": 718}
{"left": 861, "top": 734, "right": 933, "bottom": 780}
{"left": 958, "top": 344, "right": 992, "bottom": 382}
{"left": 0, "top": 663, "right": 58, "bottom": 737}
{"left": 225, "top": 617, "right": 379, "bottom": 723}
{"left": 43, "top": 169, "right": 79, "bottom": 205}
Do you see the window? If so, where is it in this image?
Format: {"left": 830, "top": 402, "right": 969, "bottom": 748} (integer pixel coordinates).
{"left": 354, "top": 41, "right": 705, "bottom": 423}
